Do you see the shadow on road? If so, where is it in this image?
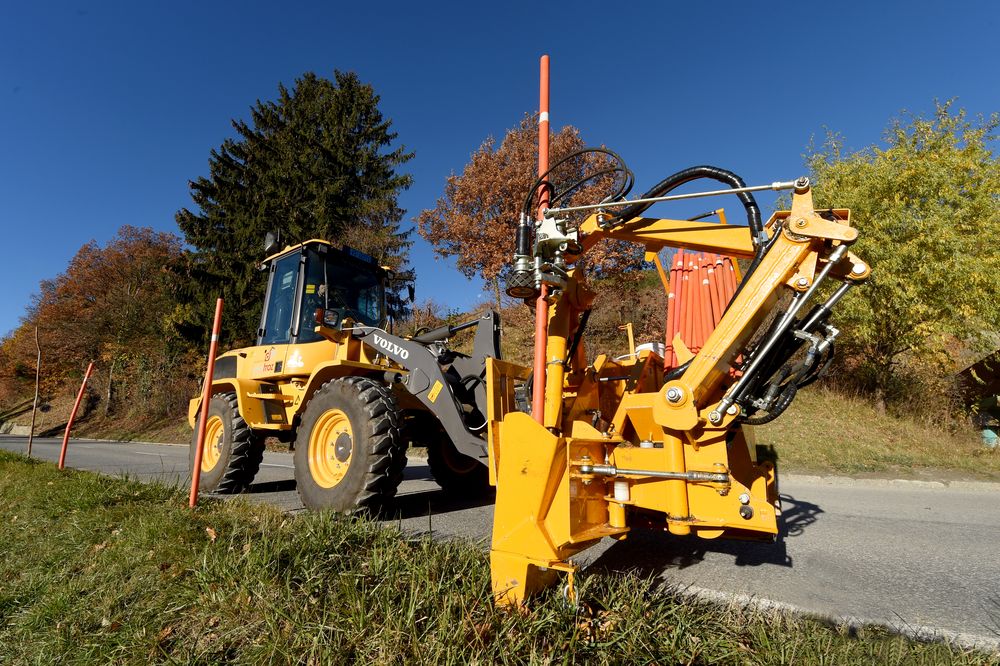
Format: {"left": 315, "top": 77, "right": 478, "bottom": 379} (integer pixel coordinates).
{"left": 585, "top": 493, "right": 823, "bottom": 576}
{"left": 387, "top": 488, "right": 496, "bottom": 520}
{"left": 386, "top": 459, "right": 497, "bottom": 519}
{"left": 246, "top": 479, "right": 297, "bottom": 493}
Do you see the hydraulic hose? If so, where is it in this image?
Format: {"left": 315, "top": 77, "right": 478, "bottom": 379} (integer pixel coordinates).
{"left": 744, "top": 383, "right": 797, "bottom": 426}
{"left": 609, "top": 165, "right": 767, "bottom": 249}
{"left": 609, "top": 164, "right": 772, "bottom": 319}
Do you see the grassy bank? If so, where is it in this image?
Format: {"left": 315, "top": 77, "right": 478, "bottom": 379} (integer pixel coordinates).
{"left": 757, "top": 388, "right": 1000, "bottom": 480}
{"left": 0, "top": 452, "right": 995, "bottom": 664}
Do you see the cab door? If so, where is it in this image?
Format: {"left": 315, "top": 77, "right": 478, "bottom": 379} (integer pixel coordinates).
{"left": 252, "top": 250, "right": 302, "bottom": 380}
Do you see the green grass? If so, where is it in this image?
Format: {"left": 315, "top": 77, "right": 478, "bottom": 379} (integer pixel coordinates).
{"left": 758, "top": 388, "right": 1000, "bottom": 480}
{"left": 1, "top": 452, "right": 996, "bottom": 664}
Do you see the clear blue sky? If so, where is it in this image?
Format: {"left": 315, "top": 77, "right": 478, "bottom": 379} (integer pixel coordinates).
{"left": 2, "top": 1, "right": 998, "bottom": 338}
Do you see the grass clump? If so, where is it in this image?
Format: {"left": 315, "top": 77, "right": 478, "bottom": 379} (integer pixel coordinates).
{"left": 0, "top": 450, "right": 996, "bottom": 664}
{"left": 758, "top": 388, "right": 1000, "bottom": 480}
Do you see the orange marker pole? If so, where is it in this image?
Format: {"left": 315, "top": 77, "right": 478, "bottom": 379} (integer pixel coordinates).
{"left": 57, "top": 361, "right": 94, "bottom": 470}
{"left": 531, "top": 54, "right": 551, "bottom": 424}
{"left": 189, "top": 298, "right": 224, "bottom": 508}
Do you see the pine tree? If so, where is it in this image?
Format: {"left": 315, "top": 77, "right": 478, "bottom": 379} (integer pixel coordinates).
{"left": 176, "top": 71, "right": 413, "bottom": 343}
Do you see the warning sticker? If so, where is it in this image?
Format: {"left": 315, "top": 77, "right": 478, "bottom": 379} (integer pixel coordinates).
{"left": 427, "top": 380, "right": 444, "bottom": 403}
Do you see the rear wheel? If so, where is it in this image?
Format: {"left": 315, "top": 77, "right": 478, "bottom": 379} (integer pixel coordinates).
{"left": 294, "top": 377, "right": 406, "bottom": 513}
{"left": 406, "top": 411, "right": 490, "bottom": 496}
{"left": 189, "top": 393, "right": 264, "bottom": 494}
{"left": 427, "top": 437, "right": 491, "bottom": 495}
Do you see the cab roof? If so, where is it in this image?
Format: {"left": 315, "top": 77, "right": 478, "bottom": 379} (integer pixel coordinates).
{"left": 264, "top": 239, "right": 383, "bottom": 272}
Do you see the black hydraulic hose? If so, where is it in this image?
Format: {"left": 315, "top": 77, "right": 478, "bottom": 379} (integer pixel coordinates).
{"left": 608, "top": 165, "right": 772, "bottom": 324}
{"left": 744, "top": 383, "right": 797, "bottom": 426}
{"left": 798, "top": 341, "right": 835, "bottom": 388}
{"left": 522, "top": 148, "right": 633, "bottom": 219}
{"left": 609, "top": 165, "right": 766, "bottom": 249}
{"left": 563, "top": 309, "right": 592, "bottom": 370}
{"left": 665, "top": 358, "right": 692, "bottom": 381}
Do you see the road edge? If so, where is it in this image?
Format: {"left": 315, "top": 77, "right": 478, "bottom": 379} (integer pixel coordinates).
{"left": 670, "top": 582, "right": 1000, "bottom": 654}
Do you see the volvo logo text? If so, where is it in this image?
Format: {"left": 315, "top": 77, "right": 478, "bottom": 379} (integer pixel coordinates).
{"left": 372, "top": 334, "right": 409, "bottom": 360}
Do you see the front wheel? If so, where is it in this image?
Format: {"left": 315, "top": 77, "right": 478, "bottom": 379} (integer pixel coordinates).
{"left": 189, "top": 392, "right": 264, "bottom": 493}
{"left": 294, "top": 377, "right": 406, "bottom": 513}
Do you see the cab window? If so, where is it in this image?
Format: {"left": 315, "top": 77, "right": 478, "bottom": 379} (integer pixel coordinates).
{"left": 260, "top": 252, "right": 299, "bottom": 345}
{"left": 296, "top": 250, "right": 330, "bottom": 344}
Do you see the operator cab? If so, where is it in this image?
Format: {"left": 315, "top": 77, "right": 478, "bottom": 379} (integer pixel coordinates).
{"left": 257, "top": 239, "right": 386, "bottom": 346}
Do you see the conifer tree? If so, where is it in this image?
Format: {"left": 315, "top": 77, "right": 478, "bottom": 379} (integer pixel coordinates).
{"left": 176, "top": 71, "right": 413, "bottom": 343}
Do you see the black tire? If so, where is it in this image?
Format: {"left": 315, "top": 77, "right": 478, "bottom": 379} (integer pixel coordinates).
{"left": 189, "top": 392, "right": 265, "bottom": 494}
{"left": 412, "top": 412, "right": 490, "bottom": 496}
{"left": 293, "top": 377, "right": 406, "bottom": 513}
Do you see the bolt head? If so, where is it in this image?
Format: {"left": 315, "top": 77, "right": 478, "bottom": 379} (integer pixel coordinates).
{"left": 726, "top": 404, "right": 739, "bottom": 415}
{"left": 795, "top": 218, "right": 807, "bottom": 228}
{"left": 708, "top": 410, "right": 723, "bottom": 424}
{"left": 796, "top": 277, "right": 809, "bottom": 287}
{"left": 666, "top": 387, "right": 683, "bottom": 403}
{"left": 738, "top": 493, "right": 751, "bottom": 505}
{"left": 852, "top": 262, "right": 866, "bottom": 275}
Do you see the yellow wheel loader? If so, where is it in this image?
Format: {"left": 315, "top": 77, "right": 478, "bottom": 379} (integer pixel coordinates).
{"left": 188, "top": 238, "right": 500, "bottom": 512}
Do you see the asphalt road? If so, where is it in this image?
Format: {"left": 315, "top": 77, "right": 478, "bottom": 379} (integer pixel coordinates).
{"left": 3, "top": 434, "right": 999, "bottom": 649}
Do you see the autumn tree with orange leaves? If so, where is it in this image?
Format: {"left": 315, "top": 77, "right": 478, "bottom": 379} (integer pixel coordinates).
{"left": 417, "top": 116, "right": 643, "bottom": 309}
{"left": 0, "top": 226, "right": 191, "bottom": 418}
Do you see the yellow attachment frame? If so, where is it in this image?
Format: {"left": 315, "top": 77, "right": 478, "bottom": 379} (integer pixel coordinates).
{"left": 487, "top": 187, "right": 868, "bottom": 605}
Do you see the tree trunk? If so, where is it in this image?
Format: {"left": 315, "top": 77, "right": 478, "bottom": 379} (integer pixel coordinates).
{"left": 27, "top": 325, "right": 41, "bottom": 457}
{"left": 104, "top": 358, "right": 115, "bottom": 417}
{"left": 493, "top": 277, "right": 502, "bottom": 312}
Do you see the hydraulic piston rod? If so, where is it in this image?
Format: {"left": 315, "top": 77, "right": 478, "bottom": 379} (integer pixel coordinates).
{"left": 544, "top": 179, "right": 804, "bottom": 217}
{"left": 578, "top": 463, "right": 730, "bottom": 484}
{"left": 709, "top": 243, "right": 849, "bottom": 424}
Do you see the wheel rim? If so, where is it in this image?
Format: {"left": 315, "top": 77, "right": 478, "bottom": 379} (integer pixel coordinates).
{"left": 201, "top": 415, "right": 224, "bottom": 472}
{"left": 309, "top": 408, "right": 354, "bottom": 488}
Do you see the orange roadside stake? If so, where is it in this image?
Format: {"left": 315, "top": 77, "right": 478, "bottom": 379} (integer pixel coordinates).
{"left": 57, "top": 361, "right": 94, "bottom": 470}
{"left": 189, "top": 298, "right": 224, "bottom": 508}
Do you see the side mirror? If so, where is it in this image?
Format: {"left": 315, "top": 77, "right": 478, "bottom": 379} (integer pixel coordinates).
{"left": 315, "top": 308, "right": 341, "bottom": 329}
{"left": 264, "top": 230, "right": 280, "bottom": 255}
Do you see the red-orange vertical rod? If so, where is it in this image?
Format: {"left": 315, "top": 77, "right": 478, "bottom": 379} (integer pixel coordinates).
{"left": 701, "top": 256, "right": 714, "bottom": 338}
{"left": 682, "top": 255, "right": 694, "bottom": 353}
{"left": 531, "top": 55, "right": 551, "bottom": 424}
{"left": 722, "top": 256, "right": 737, "bottom": 304}
{"left": 189, "top": 298, "right": 224, "bottom": 508}
{"left": 665, "top": 250, "right": 683, "bottom": 368}
{"left": 57, "top": 361, "right": 94, "bottom": 470}
{"left": 693, "top": 254, "right": 706, "bottom": 352}
{"left": 704, "top": 254, "right": 718, "bottom": 326}
{"left": 710, "top": 254, "right": 726, "bottom": 323}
